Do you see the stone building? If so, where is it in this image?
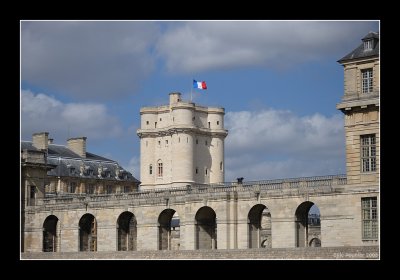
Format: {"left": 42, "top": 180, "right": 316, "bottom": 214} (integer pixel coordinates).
{"left": 21, "top": 132, "right": 140, "bottom": 252}
{"left": 137, "top": 92, "right": 228, "bottom": 190}
{"left": 21, "top": 32, "right": 379, "bottom": 257}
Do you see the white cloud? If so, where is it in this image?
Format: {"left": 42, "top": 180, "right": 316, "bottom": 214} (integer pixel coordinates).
{"left": 126, "top": 156, "right": 140, "bottom": 180}
{"left": 157, "top": 21, "right": 378, "bottom": 73}
{"left": 21, "top": 89, "right": 123, "bottom": 142}
{"left": 224, "top": 109, "right": 345, "bottom": 181}
{"left": 21, "top": 21, "right": 159, "bottom": 100}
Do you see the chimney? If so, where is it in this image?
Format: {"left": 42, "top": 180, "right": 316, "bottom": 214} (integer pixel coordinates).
{"left": 67, "top": 137, "right": 87, "bottom": 158}
{"left": 48, "top": 138, "right": 54, "bottom": 144}
{"left": 169, "top": 92, "right": 182, "bottom": 105}
{"left": 32, "top": 132, "right": 49, "bottom": 151}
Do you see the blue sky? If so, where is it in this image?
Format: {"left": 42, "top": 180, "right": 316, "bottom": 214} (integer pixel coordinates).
{"left": 21, "top": 20, "right": 379, "bottom": 182}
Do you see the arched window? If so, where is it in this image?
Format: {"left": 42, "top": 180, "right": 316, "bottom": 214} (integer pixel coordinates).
{"left": 295, "top": 202, "right": 321, "bottom": 247}
{"left": 158, "top": 160, "right": 163, "bottom": 177}
{"left": 248, "top": 204, "right": 271, "bottom": 248}
{"left": 158, "top": 209, "right": 180, "bottom": 250}
{"left": 43, "top": 215, "right": 59, "bottom": 252}
{"left": 195, "top": 206, "right": 217, "bottom": 250}
{"left": 117, "top": 212, "right": 137, "bottom": 251}
{"left": 79, "top": 214, "right": 97, "bottom": 251}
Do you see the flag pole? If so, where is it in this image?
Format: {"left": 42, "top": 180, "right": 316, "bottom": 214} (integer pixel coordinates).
{"left": 190, "top": 78, "right": 193, "bottom": 102}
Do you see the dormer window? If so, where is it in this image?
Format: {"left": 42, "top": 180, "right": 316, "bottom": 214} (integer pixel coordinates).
{"left": 364, "top": 40, "right": 373, "bottom": 51}
{"left": 104, "top": 170, "right": 111, "bottom": 178}
{"left": 87, "top": 169, "right": 94, "bottom": 176}
{"left": 67, "top": 165, "right": 75, "bottom": 175}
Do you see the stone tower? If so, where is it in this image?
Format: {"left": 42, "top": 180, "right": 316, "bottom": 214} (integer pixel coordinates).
{"left": 137, "top": 92, "right": 228, "bottom": 190}
{"left": 337, "top": 32, "right": 379, "bottom": 186}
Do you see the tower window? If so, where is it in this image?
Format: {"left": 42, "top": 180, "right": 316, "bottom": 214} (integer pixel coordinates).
{"left": 362, "top": 197, "right": 378, "bottom": 240}
{"left": 196, "top": 167, "right": 198, "bottom": 174}
{"left": 158, "top": 141, "right": 161, "bottom": 146}
{"left": 149, "top": 164, "right": 153, "bottom": 175}
{"left": 217, "top": 121, "right": 219, "bottom": 125}
{"left": 220, "top": 161, "right": 223, "bottom": 171}
{"left": 160, "top": 118, "right": 162, "bottom": 121}
{"left": 361, "top": 134, "right": 376, "bottom": 172}
{"left": 205, "top": 140, "right": 208, "bottom": 146}
{"left": 155, "top": 122, "right": 157, "bottom": 128}
{"left": 362, "top": 68, "right": 373, "bottom": 93}
{"left": 165, "top": 140, "right": 168, "bottom": 145}
{"left": 196, "top": 139, "right": 198, "bottom": 144}
{"left": 208, "top": 122, "right": 211, "bottom": 128}
{"left": 205, "top": 168, "right": 208, "bottom": 176}
{"left": 158, "top": 161, "right": 163, "bottom": 177}
{"left": 146, "top": 121, "right": 149, "bottom": 125}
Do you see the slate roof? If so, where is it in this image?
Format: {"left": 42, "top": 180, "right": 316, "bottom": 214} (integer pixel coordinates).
{"left": 338, "top": 31, "right": 379, "bottom": 63}
{"left": 21, "top": 141, "right": 140, "bottom": 183}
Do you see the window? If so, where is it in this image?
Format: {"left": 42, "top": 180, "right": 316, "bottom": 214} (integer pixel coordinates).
{"left": 146, "top": 121, "right": 149, "bottom": 125}
{"left": 106, "top": 185, "right": 113, "bottom": 194}
{"left": 205, "top": 140, "right": 208, "bottom": 146}
{"left": 208, "top": 122, "right": 211, "bottom": 128}
{"left": 362, "top": 68, "right": 373, "bottom": 93}
{"left": 68, "top": 182, "right": 76, "bottom": 193}
{"left": 158, "top": 161, "right": 163, "bottom": 177}
{"left": 165, "top": 140, "right": 168, "bottom": 145}
{"left": 160, "top": 118, "right": 162, "bottom": 121}
{"left": 124, "top": 186, "right": 130, "bottom": 193}
{"left": 220, "top": 161, "right": 223, "bottom": 171}
{"left": 146, "top": 141, "right": 148, "bottom": 147}
{"left": 155, "top": 122, "right": 157, "bottom": 128}
{"left": 364, "top": 40, "right": 373, "bottom": 50}
{"left": 361, "top": 134, "right": 376, "bottom": 172}
{"left": 178, "top": 137, "right": 180, "bottom": 143}
{"left": 205, "top": 168, "right": 208, "bottom": 176}
{"left": 362, "top": 197, "right": 378, "bottom": 240}
{"left": 217, "top": 121, "right": 219, "bottom": 125}
{"left": 87, "top": 169, "right": 94, "bottom": 176}
{"left": 196, "top": 139, "right": 198, "bottom": 144}
{"left": 88, "top": 185, "right": 95, "bottom": 194}
{"left": 149, "top": 164, "right": 153, "bottom": 175}
{"left": 158, "top": 140, "right": 161, "bottom": 146}
{"left": 69, "top": 167, "right": 75, "bottom": 176}
{"left": 196, "top": 167, "right": 198, "bottom": 174}
{"left": 30, "top": 186, "right": 36, "bottom": 199}
{"left": 104, "top": 171, "right": 111, "bottom": 178}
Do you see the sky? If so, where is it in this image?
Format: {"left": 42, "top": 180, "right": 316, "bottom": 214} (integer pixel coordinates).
{"left": 21, "top": 20, "right": 379, "bottom": 183}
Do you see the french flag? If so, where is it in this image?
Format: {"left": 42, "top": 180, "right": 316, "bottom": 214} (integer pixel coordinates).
{"left": 193, "top": 79, "right": 207, "bottom": 90}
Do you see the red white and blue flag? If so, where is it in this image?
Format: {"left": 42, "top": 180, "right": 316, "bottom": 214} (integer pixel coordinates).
{"left": 193, "top": 79, "right": 207, "bottom": 90}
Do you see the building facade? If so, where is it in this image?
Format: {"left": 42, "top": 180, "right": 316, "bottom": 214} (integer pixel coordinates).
{"left": 21, "top": 132, "right": 140, "bottom": 252}
{"left": 137, "top": 92, "right": 228, "bottom": 190}
{"left": 21, "top": 32, "right": 379, "bottom": 256}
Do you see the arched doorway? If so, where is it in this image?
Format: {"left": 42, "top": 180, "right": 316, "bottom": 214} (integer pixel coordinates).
{"left": 248, "top": 204, "right": 271, "bottom": 248}
{"left": 158, "top": 209, "right": 180, "bottom": 250}
{"left": 195, "top": 206, "right": 217, "bottom": 250}
{"left": 43, "top": 215, "right": 58, "bottom": 252}
{"left": 117, "top": 212, "right": 137, "bottom": 251}
{"left": 295, "top": 202, "right": 321, "bottom": 247}
{"left": 79, "top": 213, "right": 97, "bottom": 251}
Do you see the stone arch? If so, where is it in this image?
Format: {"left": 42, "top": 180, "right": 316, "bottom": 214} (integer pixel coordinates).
{"left": 43, "top": 215, "right": 59, "bottom": 252}
{"left": 117, "top": 211, "right": 137, "bottom": 251}
{"left": 79, "top": 213, "right": 97, "bottom": 251}
{"left": 195, "top": 206, "right": 217, "bottom": 250}
{"left": 309, "top": 238, "right": 321, "bottom": 247}
{"left": 248, "top": 204, "right": 271, "bottom": 248}
{"left": 295, "top": 202, "right": 321, "bottom": 247}
{"left": 158, "top": 209, "right": 180, "bottom": 250}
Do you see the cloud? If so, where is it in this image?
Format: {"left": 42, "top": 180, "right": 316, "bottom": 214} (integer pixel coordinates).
{"left": 157, "top": 21, "right": 378, "bottom": 73}
{"left": 21, "top": 21, "right": 159, "bottom": 100}
{"left": 224, "top": 109, "right": 345, "bottom": 181}
{"left": 126, "top": 156, "right": 140, "bottom": 180}
{"left": 21, "top": 89, "right": 123, "bottom": 142}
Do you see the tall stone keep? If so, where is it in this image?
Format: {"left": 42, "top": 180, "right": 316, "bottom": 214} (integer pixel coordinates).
{"left": 137, "top": 92, "right": 228, "bottom": 190}
{"left": 337, "top": 32, "right": 379, "bottom": 186}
